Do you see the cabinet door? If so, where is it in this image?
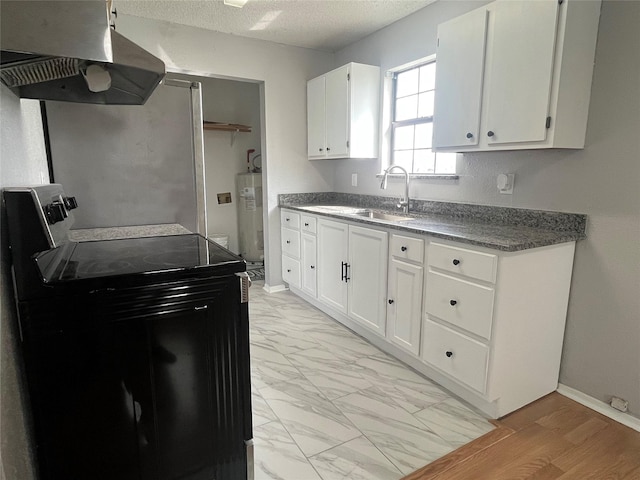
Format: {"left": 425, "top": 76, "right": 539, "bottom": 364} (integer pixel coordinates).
{"left": 433, "top": 7, "right": 488, "bottom": 149}
{"left": 483, "top": 0, "right": 559, "bottom": 145}
{"left": 348, "top": 225, "right": 388, "bottom": 336}
{"left": 317, "top": 219, "right": 348, "bottom": 313}
{"left": 301, "top": 232, "right": 317, "bottom": 297}
{"left": 307, "top": 75, "right": 326, "bottom": 158}
{"left": 387, "top": 259, "right": 424, "bottom": 355}
{"left": 324, "top": 65, "right": 350, "bottom": 158}
{"left": 282, "top": 255, "right": 301, "bottom": 288}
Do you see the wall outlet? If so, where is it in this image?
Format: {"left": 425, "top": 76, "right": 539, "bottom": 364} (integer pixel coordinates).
{"left": 610, "top": 396, "right": 629, "bottom": 412}
{"left": 351, "top": 173, "right": 358, "bottom": 187}
{"left": 497, "top": 173, "right": 515, "bottom": 194}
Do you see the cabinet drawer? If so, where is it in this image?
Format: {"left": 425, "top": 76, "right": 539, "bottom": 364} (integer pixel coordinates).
{"left": 281, "top": 228, "right": 301, "bottom": 258}
{"left": 390, "top": 234, "right": 424, "bottom": 264}
{"left": 281, "top": 210, "right": 300, "bottom": 230}
{"left": 422, "top": 319, "right": 489, "bottom": 394}
{"left": 429, "top": 242, "right": 497, "bottom": 283}
{"left": 301, "top": 215, "right": 317, "bottom": 234}
{"left": 425, "top": 271, "right": 494, "bottom": 340}
{"left": 282, "top": 256, "right": 301, "bottom": 288}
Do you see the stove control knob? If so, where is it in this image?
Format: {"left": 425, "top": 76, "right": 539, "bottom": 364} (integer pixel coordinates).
{"left": 45, "top": 202, "right": 68, "bottom": 224}
{"left": 64, "top": 196, "right": 78, "bottom": 210}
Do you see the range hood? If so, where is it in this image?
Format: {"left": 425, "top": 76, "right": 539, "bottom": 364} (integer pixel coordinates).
{"left": 0, "top": 1, "right": 165, "bottom": 105}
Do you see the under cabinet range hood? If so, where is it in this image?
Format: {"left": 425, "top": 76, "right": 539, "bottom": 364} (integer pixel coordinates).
{"left": 0, "top": 0, "right": 165, "bottom": 105}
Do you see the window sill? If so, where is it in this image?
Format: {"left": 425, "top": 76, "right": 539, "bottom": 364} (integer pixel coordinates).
{"left": 375, "top": 173, "right": 459, "bottom": 180}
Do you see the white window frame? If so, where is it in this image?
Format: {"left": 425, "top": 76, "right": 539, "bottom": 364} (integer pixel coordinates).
{"left": 381, "top": 55, "right": 457, "bottom": 176}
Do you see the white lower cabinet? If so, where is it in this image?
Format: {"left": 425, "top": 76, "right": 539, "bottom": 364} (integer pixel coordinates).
{"left": 301, "top": 232, "right": 317, "bottom": 297}
{"left": 347, "top": 225, "right": 388, "bottom": 336}
{"left": 425, "top": 270, "right": 494, "bottom": 341}
{"left": 317, "top": 218, "right": 388, "bottom": 335}
{"left": 281, "top": 209, "right": 577, "bottom": 418}
{"left": 280, "top": 210, "right": 301, "bottom": 289}
{"left": 386, "top": 234, "right": 424, "bottom": 356}
{"left": 317, "top": 219, "right": 349, "bottom": 313}
{"left": 422, "top": 240, "right": 576, "bottom": 417}
{"left": 281, "top": 255, "right": 301, "bottom": 288}
{"left": 422, "top": 319, "right": 489, "bottom": 394}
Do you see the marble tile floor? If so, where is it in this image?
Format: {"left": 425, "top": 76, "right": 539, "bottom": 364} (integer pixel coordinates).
{"left": 249, "top": 282, "right": 494, "bottom": 480}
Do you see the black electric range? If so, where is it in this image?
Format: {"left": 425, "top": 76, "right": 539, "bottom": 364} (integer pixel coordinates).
{"left": 4, "top": 184, "right": 253, "bottom": 480}
{"left": 35, "top": 233, "right": 246, "bottom": 291}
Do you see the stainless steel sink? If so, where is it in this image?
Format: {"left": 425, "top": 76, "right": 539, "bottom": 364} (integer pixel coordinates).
{"left": 300, "top": 205, "right": 413, "bottom": 222}
{"left": 349, "top": 210, "right": 413, "bottom": 222}
{"left": 302, "top": 205, "right": 370, "bottom": 215}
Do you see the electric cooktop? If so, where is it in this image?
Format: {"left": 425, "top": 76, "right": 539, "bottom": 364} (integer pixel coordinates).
{"left": 35, "top": 233, "right": 245, "bottom": 288}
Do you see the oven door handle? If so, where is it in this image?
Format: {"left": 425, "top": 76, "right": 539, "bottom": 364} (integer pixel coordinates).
{"left": 236, "top": 272, "right": 251, "bottom": 303}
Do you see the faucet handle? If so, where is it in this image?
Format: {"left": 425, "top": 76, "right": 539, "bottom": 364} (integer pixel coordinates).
{"left": 397, "top": 199, "right": 410, "bottom": 214}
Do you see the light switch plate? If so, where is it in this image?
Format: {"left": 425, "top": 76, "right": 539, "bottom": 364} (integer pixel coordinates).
{"left": 351, "top": 173, "right": 358, "bottom": 187}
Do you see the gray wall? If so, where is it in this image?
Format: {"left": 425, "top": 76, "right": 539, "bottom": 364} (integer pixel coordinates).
{"left": 0, "top": 86, "right": 48, "bottom": 480}
{"left": 47, "top": 83, "right": 200, "bottom": 231}
{"left": 334, "top": 0, "right": 640, "bottom": 417}
{"left": 117, "top": 15, "right": 336, "bottom": 290}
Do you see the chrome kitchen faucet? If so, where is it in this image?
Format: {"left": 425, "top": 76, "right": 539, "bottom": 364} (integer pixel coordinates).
{"left": 381, "top": 165, "right": 410, "bottom": 214}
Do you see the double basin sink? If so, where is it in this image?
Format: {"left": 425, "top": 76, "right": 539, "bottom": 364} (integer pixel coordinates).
{"left": 301, "top": 205, "right": 413, "bottom": 222}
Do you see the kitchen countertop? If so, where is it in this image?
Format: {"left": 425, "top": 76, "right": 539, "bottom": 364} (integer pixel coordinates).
{"left": 68, "top": 223, "right": 192, "bottom": 242}
{"left": 279, "top": 193, "right": 587, "bottom": 252}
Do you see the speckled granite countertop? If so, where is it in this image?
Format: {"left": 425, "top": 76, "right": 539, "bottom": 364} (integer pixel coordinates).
{"left": 279, "top": 193, "right": 586, "bottom": 252}
{"left": 68, "top": 224, "right": 191, "bottom": 242}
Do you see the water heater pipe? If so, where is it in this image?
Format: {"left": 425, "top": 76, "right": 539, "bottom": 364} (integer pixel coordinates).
{"left": 246, "top": 149, "right": 255, "bottom": 172}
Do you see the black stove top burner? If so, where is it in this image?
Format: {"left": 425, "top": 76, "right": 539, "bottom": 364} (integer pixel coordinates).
{"left": 35, "top": 234, "right": 245, "bottom": 288}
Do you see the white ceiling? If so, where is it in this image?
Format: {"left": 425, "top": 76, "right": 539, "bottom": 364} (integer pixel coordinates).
{"left": 117, "top": 0, "right": 436, "bottom": 52}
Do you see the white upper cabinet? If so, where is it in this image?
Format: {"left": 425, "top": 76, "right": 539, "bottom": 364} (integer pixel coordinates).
{"left": 432, "top": 8, "right": 488, "bottom": 149}
{"left": 307, "top": 62, "right": 380, "bottom": 160}
{"left": 325, "top": 65, "right": 350, "bottom": 158}
{"left": 484, "top": 0, "right": 558, "bottom": 145}
{"left": 307, "top": 76, "right": 326, "bottom": 158}
{"left": 433, "top": 0, "right": 602, "bottom": 152}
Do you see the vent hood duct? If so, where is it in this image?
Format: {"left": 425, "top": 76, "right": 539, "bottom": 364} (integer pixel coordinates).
{"left": 0, "top": 1, "right": 165, "bottom": 105}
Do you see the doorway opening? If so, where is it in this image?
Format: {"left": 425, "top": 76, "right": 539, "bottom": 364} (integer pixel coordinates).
{"left": 171, "top": 72, "right": 266, "bottom": 281}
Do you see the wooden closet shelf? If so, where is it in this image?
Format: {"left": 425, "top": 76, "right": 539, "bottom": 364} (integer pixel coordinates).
{"left": 203, "top": 122, "right": 252, "bottom": 133}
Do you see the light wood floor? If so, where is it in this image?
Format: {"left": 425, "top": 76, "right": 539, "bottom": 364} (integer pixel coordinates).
{"left": 403, "top": 392, "right": 640, "bottom": 479}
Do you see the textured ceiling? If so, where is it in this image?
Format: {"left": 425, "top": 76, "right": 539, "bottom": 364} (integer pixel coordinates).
{"left": 116, "top": 0, "right": 436, "bottom": 52}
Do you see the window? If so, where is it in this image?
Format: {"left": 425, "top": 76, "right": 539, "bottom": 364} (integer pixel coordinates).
{"left": 390, "top": 60, "right": 456, "bottom": 174}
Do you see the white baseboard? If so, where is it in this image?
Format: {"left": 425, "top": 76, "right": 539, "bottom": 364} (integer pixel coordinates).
{"left": 557, "top": 384, "right": 640, "bottom": 432}
{"left": 262, "top": 283, "right": 287, "bottom": 294}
